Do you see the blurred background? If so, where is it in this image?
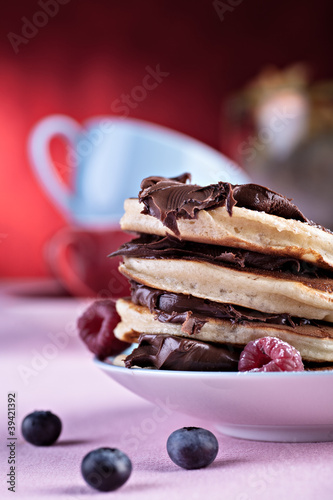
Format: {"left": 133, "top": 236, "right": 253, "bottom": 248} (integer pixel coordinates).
{"left": 1, "top": 0, "right": 333, "bottom": 295}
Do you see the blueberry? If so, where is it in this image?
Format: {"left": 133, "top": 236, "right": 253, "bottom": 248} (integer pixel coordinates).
{"left": 21, "top": 411, "right": 62, "bottom": 446}
{"left": 167, "top": 427, "right": 218, "bottom": 469}
{"left": 81, "top": 448, "right": 132, "bottom": 492}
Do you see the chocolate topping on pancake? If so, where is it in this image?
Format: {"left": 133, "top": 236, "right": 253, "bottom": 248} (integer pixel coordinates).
{"left": 231, "top": 184, "right": 308, "bottom": 219}
{"left": 111, "top": 234, "right": 333, "bottom": 285}
{"left": 124, "top": 333, "right": 240, "bottom": 371}
{"left": 130, "top": 281, "right": 317, "bottom": 332}
{"left": 138, "top": 174, "right": 310, "bottom": 236}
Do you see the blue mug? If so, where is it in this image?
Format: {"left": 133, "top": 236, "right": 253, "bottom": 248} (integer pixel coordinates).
{"left": 28, "top": 114, "right": 248, "bottom": 227}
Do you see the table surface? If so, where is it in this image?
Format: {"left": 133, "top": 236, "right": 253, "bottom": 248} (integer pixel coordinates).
{"left": 1, "top": 280, "right": 333, "bottom": 500}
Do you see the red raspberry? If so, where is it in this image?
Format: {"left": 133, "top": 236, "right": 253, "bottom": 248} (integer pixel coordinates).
{"left": 238, "top": 337, "right": 304, "bottom": 372}
{"left": 78, "top": 300, "right": 129, "bottom": 360}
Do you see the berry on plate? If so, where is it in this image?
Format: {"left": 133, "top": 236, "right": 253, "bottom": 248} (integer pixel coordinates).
{"left": 77, "top": 300, "right": 129, "bottom": 359}
{"left": 238, "top": 336, "right": 304, "bottom": 372}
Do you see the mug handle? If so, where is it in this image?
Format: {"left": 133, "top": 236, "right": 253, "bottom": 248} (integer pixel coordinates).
{"left": 45, "top": 228, "right": 97, "bottom": 297}
{"left": 28, "top": 114, "right": 81, "bottom": 218}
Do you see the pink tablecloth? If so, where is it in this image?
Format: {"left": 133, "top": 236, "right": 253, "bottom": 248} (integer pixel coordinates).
{"left": 1, "top": 281, "right": 333, "bottom": 500}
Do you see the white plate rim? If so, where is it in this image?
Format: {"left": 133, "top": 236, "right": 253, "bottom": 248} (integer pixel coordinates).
{"left": 94, "top": 357, "right": 333, "bottom": 379}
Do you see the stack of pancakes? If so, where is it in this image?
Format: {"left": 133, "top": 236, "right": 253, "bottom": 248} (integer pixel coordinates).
{"left": 111, "top": 174, "right": 333, "bottom": 370}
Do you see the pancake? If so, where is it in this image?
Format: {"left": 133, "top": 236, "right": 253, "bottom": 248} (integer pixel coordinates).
{"left": 111, "top": 174, "right": 333, "bottom": 369}
{"left": 111, "top": 233, "right": 333, "bottom": 279}
{"left": 114, "top": 298, "right": 333, "bottom": 363}
{"left": 128, "top": 281, "right": 323, "bottom": 330}
{"left": 119, "top": 257, "right": 333, "bottom": 321}
{"left": 121, "top": 198, "right": 333, "bottom": 270}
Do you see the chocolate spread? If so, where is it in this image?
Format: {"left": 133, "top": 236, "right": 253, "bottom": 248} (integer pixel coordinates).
{"left": 130, "top": 281, "right": 315, "bottom": 334}
{"left": 138, "top": 174, "right": 311, "bottom": 236}
{"left": 124, "top": 333, "right": 240, "bottom": 371}
{"left": 110, "top": 234, "right": 333, "bottom": 286}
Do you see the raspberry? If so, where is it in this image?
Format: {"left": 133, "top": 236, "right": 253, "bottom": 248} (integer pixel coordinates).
{"left": 78, "top": 300, "right": 129, "bottom": 359}
{"left": 238, "top": 337, "right": 304, "bottom": 372}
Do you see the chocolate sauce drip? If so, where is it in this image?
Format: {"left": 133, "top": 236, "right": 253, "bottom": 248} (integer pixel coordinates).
{"left": 130, "top": 281, "right": 314, "bottom": 331}
{"left": 138, "top": 174, "right": 312, "bottom": 236}
{"left": 124, "top": 333, "right": 240, "bottom": 371}
{"left": 111, "top": 234, "right": 333, "bottom": 280}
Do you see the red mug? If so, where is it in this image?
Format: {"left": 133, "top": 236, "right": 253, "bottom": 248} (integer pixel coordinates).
{"left": 45, "top": 227, "right": 132, "bottom": 298}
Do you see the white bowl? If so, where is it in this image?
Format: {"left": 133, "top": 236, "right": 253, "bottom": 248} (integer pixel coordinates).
{"left": 95, "top": 358, "right": 333, "bottom": 443}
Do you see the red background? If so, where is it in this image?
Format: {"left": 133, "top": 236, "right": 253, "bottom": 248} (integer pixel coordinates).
{"left": 1, "top": 0, "right": 333, "bottom": 278}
